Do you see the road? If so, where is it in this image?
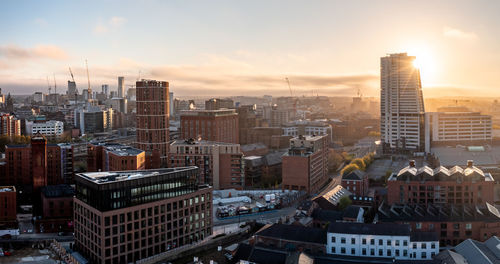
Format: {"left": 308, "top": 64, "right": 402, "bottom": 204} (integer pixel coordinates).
{"left": 213, "top": 206, "right": 296, "bottom": 226}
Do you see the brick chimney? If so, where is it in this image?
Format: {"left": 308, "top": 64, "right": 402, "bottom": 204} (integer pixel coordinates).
{"left": 467, "top": 160, "right": 474, "bottom": 167}
{"left": 409, "top": 160, "right": 416, "bottom": 167}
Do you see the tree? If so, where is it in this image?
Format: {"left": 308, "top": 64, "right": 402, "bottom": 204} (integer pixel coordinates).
{"left": 362, "top": 153, "right": 374, "bottom": 167}
{"left": 351, "top": 158, "right": 366, "bottom": 171}
{"left": 338, "top": 196, "right": 352, "bottom": 210}
{"left": 328, "top": 149, "right": 344, "bottom": 173}
{"left": 341, "top": 163, "right": 360, "bottom": 176}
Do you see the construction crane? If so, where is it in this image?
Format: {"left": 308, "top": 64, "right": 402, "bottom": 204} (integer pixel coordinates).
{"left": 285, "top": 77, "right": 292, "bottom": 96}
{"left": 68, "top": 67, "right": 75, "bottom": 82}
{"left": 85, "top": 59, "right": 91, "bottom": 100}
{"left": 46, "top": 76, "right": 52, "bottom": 94}
{"left": 53, "top": 74, "right": 57, "bottom": 95}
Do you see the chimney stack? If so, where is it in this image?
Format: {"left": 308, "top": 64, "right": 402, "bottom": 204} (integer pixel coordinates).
{"left": 409, "top": 160, "right": 416, "bottom": 167}
{"left": 467, "top": 160, "right": 474, "bottom": 167}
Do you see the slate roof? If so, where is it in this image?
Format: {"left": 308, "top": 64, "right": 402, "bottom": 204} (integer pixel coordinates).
{"left": 454, "top": 236, "right": 500, "bottom": 264}
{"left": 343, "top": 206, "right": 362, "bottom": 219}
{"left": 255, "top": 224, "right": 327, "bottom": 244}
{"left": 378, "top": 202, "right": 500, "bottom": 223}
{"left": 433, "top": 250, "right": 468, "bottom": 264}
{"left": 410, "top": 231, "right": 439, "bottom": 242}
{"left": 328, "top": 222, "right": 411, "bottom": 236}
{"left": 342, "top": 170, "right": 366, "bottom": 181}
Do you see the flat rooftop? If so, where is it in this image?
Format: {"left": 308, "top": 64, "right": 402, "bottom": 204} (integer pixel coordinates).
{"left": 180, "top": 109, "right": 237, "bottom": 116}
{"left": 0, "top": 186, "right": 16, "bottom": 192}
{"left": 91, "top": 143, "right": 144, "bottom": 156}
{"left": 171, "top": 139, "right": 238, "bottom": 146}
{"left": 77, "top": 166, "right": 198, "bottom": 184}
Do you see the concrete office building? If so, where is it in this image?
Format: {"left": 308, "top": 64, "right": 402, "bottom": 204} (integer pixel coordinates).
{"left": 282, "top": 135, "right": 329, "bottom": 194}
{"left": 75, "top": 108, "right": 113, "bottom": 134}
{"left": 168, "top": 139, "right": 244, "bottom": 189}
{"left": 74, "top": 167, "right": 212, "bottom": 264}
{"left": 117, "top": 76, "right": 125, "bottom": 98}
{"left": 136, "top": 80, "right": 170, "bottom": 167}
{"left": 30, "top": 120, "right": 64, "bottom": 137}
{"left": 424, "top": 109, "right": 492, "bottom": 152}
{"left": 380, "top": 53, "right": 425, "bottom": 153}
{"left": 180, "top": 109, "right": 239, "bottom": 144}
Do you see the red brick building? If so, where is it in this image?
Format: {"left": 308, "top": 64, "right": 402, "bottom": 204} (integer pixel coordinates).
{"left": 87, "top": 143, "right": 146, "bottom": 172}
{"left": 136, "top": 80, "right": 170, "bottom": 167}
{"left": 387, "top": 160, "right": 495, "bottom": 205}
{"left": 341, "top": 170, "right": 369, "bottom": 196}
{"left": 378, "top": 202, "right": 500, "bottom": 246}
{"left": 282, "top": 135, "right": 329, "bottom": 194}
{"left": 2, "top": 134, "right": 73, "bottom": 204}
{"left": 168, "top": 139, "right": 244, "bottom": 189}
{"left": 36, "top": 184, "right": 74, "bottom": 233}
{"left": 0, "top": 113, "right": 21, "bottom": 136}
{"left": 180, "top": 109, "right": 239, "bottom": 144}
{"left": 0, "top": 186, "right": 17, "bottom": 228}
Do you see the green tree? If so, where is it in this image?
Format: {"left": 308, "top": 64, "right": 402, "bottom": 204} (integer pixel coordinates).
{"left": 341, "top": 163, "right": 360, "bottom": 176}
{"left": 338, "top": 196, "right": 352, "bottom": 210}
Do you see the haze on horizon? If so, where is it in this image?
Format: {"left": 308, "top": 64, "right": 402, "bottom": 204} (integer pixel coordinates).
{"left": 1, "top": 0, "right": 499, "bottom": 98}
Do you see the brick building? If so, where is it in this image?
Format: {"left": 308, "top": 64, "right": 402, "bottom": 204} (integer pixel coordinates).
{"left": 180, "top": 109, "right": 239, "bottom": 144}
{"left": 2, "top": 134, "right": 73, "bottom": 204}
{"left": 236, "top": 105, "right": 257, "bottom": 145}
{"left": 378, "top": 202, "right": 500, "bottom": 247}
{"left": 205, "top": 98, "right": 234, "bottom": 110}
{"left": 387, "top": 160, "right": 495, "bottom": 205}
{"left": 0, "top": 113, "right": 21, "bottom": 136}
{"left": 246, "top": 127, "right": 291, "bottom": 149}
{"left": 282, "top": 135, "right": 329, "bottom": 194}
{"left": 36, "top": 184, "right": 74, "bottom": 233}
{"left": 87, "top": 143, "right": 146, "bottom": 172}
{"left": 136, "top": 80, "right": 170, "bottom": 167}
{"left": 74, "top": 167, "right": 212, "bottom": 264}
{"left": 168, "top": 139, "right": 244, "bottom": 189}
{"left": 341, "top": 170, "right": 369, "bottom": 196}
{"left": 0, "top": 186, "right": 17, "bottom": 228}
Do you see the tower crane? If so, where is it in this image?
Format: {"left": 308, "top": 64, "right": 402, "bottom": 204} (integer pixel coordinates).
{"left": 285, "top": 77, "right": 292, "bottom": 96}
{"left": 85, "top": 59, "right": 91, "bottom": 100}
{"left": 46, "top": 76, "right": 52, "bottom": 94}
{"left": 68, "top": 67, "right": 75, "bottom": 82}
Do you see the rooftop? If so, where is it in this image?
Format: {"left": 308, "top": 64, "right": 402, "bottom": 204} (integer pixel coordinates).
{"left": 0, "top": 186, "right": 16, "bottom": 193}
{"left": 342, "top": 170, "right": 366, "bottom": 181}
{"left": 180, "top": 109, "right": 237, "bottom": 116}
{"left": 389, "top": 160, "right": 493, "bottom": 182}
{"left": 99, "top": 143, "right": 144, "bottom": 156}
{"left": 328, "top": 222, "right": 412, "bottom": 237}
{"left": 41, "top": 184, "right": 75, "bottom": 198}
{"left": 170, "top": 138, "right": 238, "bottom": 146}
{"left": 454, "top": 236, "right": 500, "bottom": 264}
{"left": 313, "top": 185, "right": 351, "bottom": 209}
{"left": 255, "top": 224, "right": 327, "bottom": 244}
{"left": 77, "top": 167, "right": 198, "bottom": 185}
{"left": 431, "top": 145, "right": 500, "bottom": 166}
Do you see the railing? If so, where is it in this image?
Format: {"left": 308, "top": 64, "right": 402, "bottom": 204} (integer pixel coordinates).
{"left": 50, "top": 239, "right": 81, "bottom": 264}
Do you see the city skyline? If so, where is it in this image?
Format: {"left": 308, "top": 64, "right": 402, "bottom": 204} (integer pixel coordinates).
{"left": 1, "top": 1, "right": 500, "bottom": 97}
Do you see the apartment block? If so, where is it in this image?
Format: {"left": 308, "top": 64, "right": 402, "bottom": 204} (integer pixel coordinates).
{"left": 180, "top": 109, "right": 239, "bottom": 144}
{"left": 87, "top": 143, "right": 146, "bottom": 172}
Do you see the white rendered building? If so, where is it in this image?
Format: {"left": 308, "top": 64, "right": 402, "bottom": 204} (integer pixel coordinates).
{"left": 327, "top": 222, "right": 438, "bottom": 261}
{"left": 31, "top": 120, "right": 64, "bottom": 136}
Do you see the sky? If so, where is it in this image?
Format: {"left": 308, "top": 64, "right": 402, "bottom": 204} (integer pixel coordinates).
{"left": 0, "top": 0, "right": 499, "bottom": 97}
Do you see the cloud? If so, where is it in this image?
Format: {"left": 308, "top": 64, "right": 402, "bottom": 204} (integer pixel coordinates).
{"left": 0, "top": 44, "right": 68, "bottom": 60}
{"left": 34, "top": 18, "right": 48, "bottom": 27}
{"left": 109, "top": 17, "right": 126, "bottom": 27}
{"left": 94, "top": 16, "right": 127, "bottom": 34}
{"left": 443, "top": 26, "right": 478, "bottom": 40}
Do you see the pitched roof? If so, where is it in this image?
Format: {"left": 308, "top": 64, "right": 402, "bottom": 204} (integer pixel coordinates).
{"left": 343, "top": 205, "right": 362, "bottom": 219}
{"left": 434, "top": 250, "right": 468, "bottom": 264}
{"left": 328, "top": 222, "right": 412, "bottom": 237}
{"left": 342, "top": 170, "right": 366, "bottom": 181}
{"left": 455, "top": 237, "right": 500, "bottom": 264}
{"left": 255, "top": 224, "right": 327, "bottom": 244}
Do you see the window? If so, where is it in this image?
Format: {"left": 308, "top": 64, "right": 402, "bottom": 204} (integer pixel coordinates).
{"left": 370, "top": 249, "right": 375, "bottom": 256}
{"left": 351, "top": 238, "right": 355, "bottom": 244}
{"left": 387, "top": 249, "right": 391, "bottom": 256}
{"left": 422, "top": 243, "right": 426, "bottom": 249}
{"left": 341, "top": 237, "right": 346, "bottom": 244}
{"left": 454, "top": 223, "right": 460, "bottom": 229}
{"left": 466, "top": 223, "right": 472, "bottom": 230}
{"left": 331, "top": 236, "right": 336, "bottom": 243}
{"left": 351, "top": 248, "right": 355, "bottom": 255}
{"left": 370, "top": 239, "right": 375, "bottom": 245}
{"left": 378, "top": 249, "right": 383, "bottom": 256}
{"left": 403, "top": 250, "right": 408, "bottom": 257}
{"left": 421, "top": 252, "right": 427, "bottom": 259}
{"left": 431, "top": 243, "right": 436, "bottom": 249}
{"left": 362, "top": 238, "right": 366, "bottom": 245}
{"left": 416, "top": 222, "right": 422, "bottom": 229}
{"left": 403, "top": 240, "right": 408, "bottom": 246}
{"left": 379, "top": 239, "right": 383, "bottom": 245}
{"left": 396, "top": 249, "right": 400, "bottom": 256}
{"left": 341, "top": 247, "right": 346, "bottom": 254}
{"left": 387, "top": 240, "right": 391, "bottom": 246}
{"left": 395, "top": 240, "right": 400, "bottom": 246}
{"left": 413, "top": 243, "right": 417, "bottom": 249}
{"left": 362, "top": 248, "right": 366, "bottom": 255}
{"left": 331, "top": 247, "right": 335, "bottom": 253}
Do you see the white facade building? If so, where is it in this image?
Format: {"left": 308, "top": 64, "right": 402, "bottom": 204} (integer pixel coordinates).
{"left": 424, "top": 109, "right": 492, "bottom": 152}
{"left": 327, "top": 222, "right": 438, "bottom": 261}
{"left": 283, "top": 120, "right": 332, "bottom": 142}
{"left": 30, "top": 120, "right": 64, "bottom": 136}
{"left": 380, "top": 53, "right": 425, "bottom": 152}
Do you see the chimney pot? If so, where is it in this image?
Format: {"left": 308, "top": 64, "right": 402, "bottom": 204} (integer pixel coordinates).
{"left": 409, "top": 160, "right": 416, "bottom": 167}
{"left": 467, "top": 160, "right": 473, "bottom": 167}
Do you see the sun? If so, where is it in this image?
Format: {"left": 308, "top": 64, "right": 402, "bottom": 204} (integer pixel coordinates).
{"left": 406, "top": 46, "right": 438, "bottom": 85}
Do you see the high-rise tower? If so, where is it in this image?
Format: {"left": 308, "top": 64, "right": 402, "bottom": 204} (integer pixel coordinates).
{"left": 118, "top": 76, "right": 125, "bottom": 98}
{"left": 136, "top": 80, "right": 169, "bottom": 167}
{"left": 380, "top": 53, "right": 425, "bottom": 153}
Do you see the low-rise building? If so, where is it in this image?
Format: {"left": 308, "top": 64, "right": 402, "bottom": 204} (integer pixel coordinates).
{"left": 378, "top": 202, "right": 500, "bottom": 246}
{"left": 36, "top": 184, "right": 74, "bottom": 233}
{"left": 169, "top": 139, "right": 244, "bottom": 189}
{"left": 387, "top": 160, "right": 495, "bottom": 206}
{"left": 282, "top": 135, "right": 329, "bottom": 194}
{"left": 30, "top": 120, "right": 64, "bottom": 137}
{"left": 283, "top": 120, "right": 333, "bottom": 143}
{"left": 341, "top": 170, "right": 369, "bottom": 196}
{"left": 0, "top": 186, "right": 17, "bottom": 228}
{"left": 327, "top": 222, "right": 439, "bottom": 261}
{"left": 87, "top": 143, "right": 146, "bottom": 172}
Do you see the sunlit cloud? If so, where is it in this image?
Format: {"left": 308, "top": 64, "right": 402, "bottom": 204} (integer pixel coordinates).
{"left": 34, "top": 18, "right": 48, "bottom": 27}
{"left": 0, "top": 44, "right": 68, "bottom": 60}
{"left": 94, "top": 24, "right": 108, "bottom": 34}
{"left": 443, "top": 26, "right": 478, "bottom": 40}
{"left": 109, "top": 16, "right": 126, "bottom": 27}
